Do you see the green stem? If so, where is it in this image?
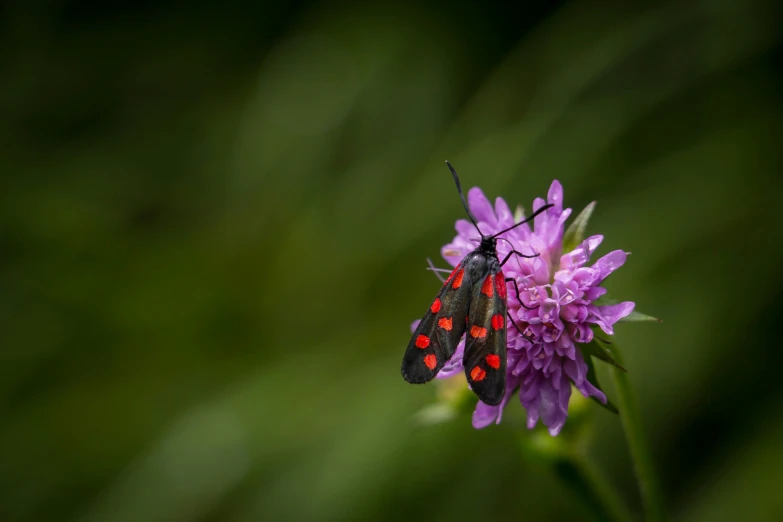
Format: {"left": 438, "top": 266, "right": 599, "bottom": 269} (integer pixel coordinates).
{"left": 605, "top": 341, "right": 668, "bottom": 522}
{"left": 555, "top": 452, "right": 634, "bottom": 522}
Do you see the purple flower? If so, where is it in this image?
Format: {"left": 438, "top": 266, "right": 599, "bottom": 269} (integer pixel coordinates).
{"left": 436, "top": 182, "right": 634, "bottom": 435}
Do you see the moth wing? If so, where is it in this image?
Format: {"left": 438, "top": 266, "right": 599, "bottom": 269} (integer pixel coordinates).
{"left": 401, "top": 260, "right": 473, "bottom": 383}
{"left": 463, "top": 269, "right": 507, "bottom": 405}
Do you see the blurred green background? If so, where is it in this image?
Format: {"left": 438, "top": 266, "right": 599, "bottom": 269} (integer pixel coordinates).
{"left": 2, "top": 1, "right": 782, "bottom": 521}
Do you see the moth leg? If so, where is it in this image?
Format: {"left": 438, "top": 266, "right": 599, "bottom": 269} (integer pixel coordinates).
{"left": 499, "top": 249, "right": 539, "bottom": 267}
{"left": 426, "top": 258, "right": 447, "bottom": 283}
{"left": 507, "top": 312, "right": 534, "bottom": 342}
{"left": 505, "top": 277, "right": 540, "bottom": 311}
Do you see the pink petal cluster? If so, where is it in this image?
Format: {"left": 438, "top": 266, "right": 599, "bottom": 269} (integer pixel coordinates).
{"left": 437, "top": 182, "right": 633, "bottom": 435}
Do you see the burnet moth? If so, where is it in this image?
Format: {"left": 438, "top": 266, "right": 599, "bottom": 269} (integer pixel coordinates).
{"left": 401, "top": 162, "right": 553, "bottom": 405}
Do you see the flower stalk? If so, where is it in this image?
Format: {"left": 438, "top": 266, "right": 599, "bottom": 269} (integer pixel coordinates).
{"left": 605, "top": 340, "right": 668, "bottom": 522}
{"left": 559, "top": 452, "right": 634, "bottom": 522}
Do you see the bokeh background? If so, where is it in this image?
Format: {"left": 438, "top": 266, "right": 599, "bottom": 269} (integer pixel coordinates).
{"left": 2, "top": 0, "right": 782, "bottom": 521}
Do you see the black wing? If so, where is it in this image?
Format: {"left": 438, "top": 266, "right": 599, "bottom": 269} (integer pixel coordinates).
{"left": 463, "top": 269, "right": 507, "bottom": 405}
{"left": 401, "top": 259, "right": 474, "bottom": 383}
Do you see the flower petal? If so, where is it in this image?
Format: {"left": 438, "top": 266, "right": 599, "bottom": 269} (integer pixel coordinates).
{"left": 566, "top": 352, "right": 607, "bottom": 402}
{"left": 526, "top": 407, "right": 540, "bottom": 430}
{"left": 586, "top": 301, "right": 635, "bottom": 335}
{"left": 436, "top": 341, "right": 465, "bottom": 378}
{"left": 467, "top": 187, "right": 496, "bottom": 226}
{"left": 547, "top": 180, "right": 563, "bottom": 212}
{"left": 494, "top": 197, "right": 514, "bottom": 229}
{"left": 584, "top": 286, "right": 607, "bottom": 301}
{"left": 520, "top": 373, "right": 542, "bottom": 428}
{"left": 455, "top": 219, "right": 475, "bottom": 239}
{"left": 592, "top": 250, "right": 627, "bottom": 282}
{"left": 532, "top": 197, "right": 548, "bottom": 236}
{"left": 561, "top": 303, "right": 579, "bottom": 322}
{"left": 596, "top": 302, "right": 635, "bottom": 328}
{"left": 579, "top": 378, "right": 606, "bottom": 403}
{"left": 472, "top": 401, "right": 502, "bottom": 428}
{"left": 563, "top": 356, "right": 584, "bottom": 384}
{"left": 559, "top": 235, "right": 604, "bottom": 270}
{"left": 539, "top": 377, "right": 570, "bottom": 436}
{"left": 472, "top": 375, "right": 517, "bottom": 428}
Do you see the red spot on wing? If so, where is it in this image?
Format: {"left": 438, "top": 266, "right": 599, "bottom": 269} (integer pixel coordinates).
{"left": 415, "top": 334, "right": 430, "bottom": 349}
{"left": 437, "top": 317, "right": 453, "bottom": 331}
{"left": 423, "top": 354, "right": 437, "bottom": 370}
{"left": 486, "top": 354, "right": 501, "bottom": 369}
{"left": 444, "top": 265, "right": 460, "bottom": 286}
{"left": 470, "top": 325, "right": 488, "bottom": 339}
{"left": 491, "top": 314, "right": 504, "bottom": 330}
{"left": 470, "top": 366, "right": 487, "bottom": 382}
{"left": 430, "top": 298, "right": 441, "bottom": 314}
{"left": 452, "top": 269, "right": 465, "bottom": 289}
{"left": 495, "top": 272, "right": 507, "bottom": 300}
{"left": 481, "top": 275, "right": 494, "bottom": 297}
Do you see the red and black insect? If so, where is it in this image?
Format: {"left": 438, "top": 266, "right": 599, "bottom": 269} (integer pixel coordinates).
{"left": 401, "top": 162, "right": 552, "bottom": 405}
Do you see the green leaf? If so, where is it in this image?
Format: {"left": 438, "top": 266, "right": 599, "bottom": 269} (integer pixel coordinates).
{"left": 562, "top": 201, "right": 596, "bottom": 253}
{"left": 583, "top": 353, "right": 619, "bottom": 415}
{"left": 620, "top": 311, "right": 663, "bottom": 323}
{"left": 584, "top": 338, "right": 627, "bottom": 372}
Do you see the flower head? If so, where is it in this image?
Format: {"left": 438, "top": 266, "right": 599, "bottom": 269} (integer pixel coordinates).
{"left": 435, "top": 182, "right": 634, "bottom": 435}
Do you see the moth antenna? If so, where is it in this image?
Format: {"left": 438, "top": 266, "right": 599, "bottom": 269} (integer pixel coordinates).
{"left": 491, "top": 203, "right": 554, "bottom": 239}
{"left": 445, "top": 161, "right": 483, "bottom": 237}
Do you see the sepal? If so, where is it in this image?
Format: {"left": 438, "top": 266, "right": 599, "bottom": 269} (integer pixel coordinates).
{"left": 621, "top": 311, "right": 663, "bottom": 323}
{"left": 514, "top": 204, "right": 525, "bottom": 223}
{"left": 562, "top": 201, "right": 596, "bottom": 254}
{"left": 582, "top": 352, "right": 620, "bottom": 415}
{"left": 584, "top": 337, "right": 627, "bottom": 372}
{"left": 578, "top": 337, "right": 624, "bottom": 415}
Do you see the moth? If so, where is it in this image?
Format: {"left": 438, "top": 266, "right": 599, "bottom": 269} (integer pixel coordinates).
{"left": 401, "top": 162, "right": 552, "bottom": 405}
